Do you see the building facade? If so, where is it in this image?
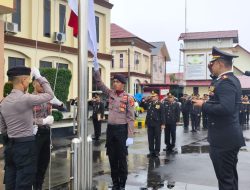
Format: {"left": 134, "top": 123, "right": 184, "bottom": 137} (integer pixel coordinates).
{"left": 2, "top": 0, "right": 113, "bottom": 100}
{"left": 150, "top": 41, "right": 170, "bottom": 84}
{"left": 179, "top": 30, "right": 240, "bottom": 96}
{"left": 0, "top": 0, "right": 14, "bottom": 99}
{"left": 110, "top": 23, "right": 154, "bottom": 95}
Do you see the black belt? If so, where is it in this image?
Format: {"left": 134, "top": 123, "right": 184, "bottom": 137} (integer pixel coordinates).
{"left": 108, "top": 124, "right": 127, "bottom": 127}
{"left": 9, "top": 136, "right": 35, "bottom": 143}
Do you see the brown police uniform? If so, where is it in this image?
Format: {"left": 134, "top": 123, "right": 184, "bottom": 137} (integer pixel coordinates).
{"left": 94, "top": 70, "right": 134, "bottom": 189}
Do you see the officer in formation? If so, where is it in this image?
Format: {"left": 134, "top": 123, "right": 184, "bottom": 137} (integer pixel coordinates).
{"left": 145, "top": 92, "right": 165, "bottom": 157}
{"left": 190, "top": 94, "right": 201, "bottom": 132}
{"left": 202, "top": 94, "right": 209, "bottom": 129}
{"left": 91, "top": 94, "right": 105, "bottom": 141}
{"left": 0, "top": 67, "right": 54, "bottom": 190}
{"left": 94, "top": 70, "right": 134, "bottom": 190}
{"left": 32, "top": 77, "right": 63, "bottom": 190}
{"left": 179, "top": 94, "right": 192, "bottom": 129}
{"left": 240, "top": 95, "right": 250, "bottom": 125}
{"left": 162, "top": 93, "right": 180, "bottom": 152}
{"left": 193, "top": 47, "right": 245, "bottom": 190}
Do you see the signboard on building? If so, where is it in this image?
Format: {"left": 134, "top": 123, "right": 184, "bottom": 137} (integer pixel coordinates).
{"left": 185, "top": 54, "right": 207, "bottom": 80}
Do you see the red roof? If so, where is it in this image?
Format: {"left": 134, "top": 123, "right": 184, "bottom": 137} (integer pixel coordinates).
{"left": 111, "top": 23, "right": 137, "bottom": 39}
{"left": 237, "top": 75, "right": 250, "bottom": 89}
{"left": 179, "top": 30, "right": 238, "bottom": 43}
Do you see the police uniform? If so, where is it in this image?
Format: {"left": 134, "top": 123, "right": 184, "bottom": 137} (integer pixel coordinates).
{"left": 202, "top": 47, "right": 245, "bottom": 190}
{"left": 94, "top": 71, "right": 134, "bottom": 190}
{"left": 190, "top": 97, "right": 201, "bottom": 132}
{"left": 162, "top": 95, "right": 180, "bottom": 152}
{"left": 180, "top": 95, "right": 192, "bottom": 128}
{"left": 0, "top": 67, "right": 54, "bottom": 190}
{"left": 92, "top": 98, "right": 104, "bottom": 141}
{"left": 145, "top": 93, "right": 165, "bottom": 157}
{"left": 202, "top": 94, "right": 209, "bottom": 129}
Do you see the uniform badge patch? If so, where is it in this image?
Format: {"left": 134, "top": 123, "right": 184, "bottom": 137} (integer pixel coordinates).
{"left": 155, "top": 105, "right": 160, "bottom": 109}
{"left": 222, "top": 75, "right": 228, "bottom": 79}
{"left": 209, "top": 86, "right": 215, "bottom": 92}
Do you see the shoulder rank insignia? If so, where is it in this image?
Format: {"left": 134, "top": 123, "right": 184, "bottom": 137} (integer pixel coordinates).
{"left": 222, "top": 75, "right": 228, "bottom": 79}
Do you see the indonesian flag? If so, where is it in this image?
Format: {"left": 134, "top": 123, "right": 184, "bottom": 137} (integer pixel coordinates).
{"left": 68, "top": 0, "right": 99, "bottom": 70}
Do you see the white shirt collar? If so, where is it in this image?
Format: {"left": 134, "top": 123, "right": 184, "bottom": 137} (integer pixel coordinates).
{"left": 217, "top": 71, "right": 233, "bottom": 80}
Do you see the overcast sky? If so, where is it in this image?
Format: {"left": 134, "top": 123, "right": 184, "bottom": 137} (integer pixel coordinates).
{"left": 109, "top": 0, "right": 250, "bottom": 73}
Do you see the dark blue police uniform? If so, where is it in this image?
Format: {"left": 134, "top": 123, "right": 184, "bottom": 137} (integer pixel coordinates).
{"left": 202, "top": 47, "right": 245, "bottom": 190}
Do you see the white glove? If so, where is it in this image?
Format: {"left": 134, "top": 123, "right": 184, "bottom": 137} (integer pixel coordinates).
{"left": 33, "top": 125, "right": 38, "bottom": 135}
{"left": 42, "top": 115, "right": 54, "bottom": 125}
{"left": 50, "top": 96, "right": 63, "bottom": 106}
{"left": 31, "top": 67, "right": 41, "bottom": 79}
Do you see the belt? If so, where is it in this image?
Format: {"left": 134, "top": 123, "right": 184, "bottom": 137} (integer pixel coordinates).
{"left": 38, "top": 125, "right": 50, "bottom": 129}
{"left": 108, "top": 124, "right": 127, "bottom": 127}
{"left": 9, "top": 136, "right": 35, "bottom": 143}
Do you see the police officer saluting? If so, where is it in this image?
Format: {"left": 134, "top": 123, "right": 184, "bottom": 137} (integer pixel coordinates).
{"left": 145, "top": 92, "right": 165, "bottom": 157}
{"left": 193, "top": 47, "right": 245, "bottom": 190}
{"left": 0, "top": 66, "right": 54, "bottom": 190}
{"left": 94, "top": 70, "right": 134, "bottom": 190}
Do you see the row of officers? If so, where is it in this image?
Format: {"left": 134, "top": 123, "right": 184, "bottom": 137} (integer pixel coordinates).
{"left": 144, "top": 91, "right": 250, "bottom": 158}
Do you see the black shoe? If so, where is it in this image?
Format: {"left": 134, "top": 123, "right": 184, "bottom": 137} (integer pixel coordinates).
{"left": 154, "top": 152, "right": 160, "bottom": 157}
{"left": 147, "top": 153, "right": 154, "bottom": 158}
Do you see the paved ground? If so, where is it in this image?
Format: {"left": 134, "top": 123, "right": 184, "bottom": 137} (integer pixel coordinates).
{"left": 0, "top": 118, "right": 250, "bottom": 190}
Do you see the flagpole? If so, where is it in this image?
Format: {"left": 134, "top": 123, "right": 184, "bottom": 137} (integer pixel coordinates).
{"left": 78, "top": 0, "right": 89, "bottom": 189}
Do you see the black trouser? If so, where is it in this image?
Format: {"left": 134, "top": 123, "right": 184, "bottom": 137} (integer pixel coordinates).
{"left": 239, "top": 112, "right": 244, "bottom": 125}
{"left": 147, "top": 125, "right": 161, "bottom": 154}
{"left": 34, "top": 128, "right": 51, "bottom": 189}
{"left": 202, "top": 113, "right": 208, "bottom": 128}
{"left": 191, "top": 114, "right": 199, "bottom": 131}
{"left": 164, "top": 124, "right": 176, "bottom": 149}
{"left": 93, "top": 117, "right": 101, "bottom": 140}
{"left": 246, "top": 111, "right": 249, "bottom": 124}
{"left": 4, "top": 139, "right": 37, "bottom": 190}
{"left": 209, "top": 147, "right": 240, "bottom": 190}
{"left": 182, "top": 112, "right": 189, "bottom": 128}
{"left": 106, "top": 124, "right": 128, "bottom": 187}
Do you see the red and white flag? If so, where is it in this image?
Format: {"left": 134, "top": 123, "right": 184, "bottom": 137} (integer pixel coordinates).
{"left": 68, "top": 0, "right": 99, "bottom": 70}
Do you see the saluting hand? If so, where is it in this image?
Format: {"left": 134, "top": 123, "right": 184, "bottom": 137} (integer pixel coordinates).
{"left": 31, "top": 67, "right": 42, "bottom": 79}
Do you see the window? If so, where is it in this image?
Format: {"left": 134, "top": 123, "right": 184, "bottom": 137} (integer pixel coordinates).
{"left": 95, "top": 16, "right": 99, "bottom": 43}
{"left": 44, "top": 0, "right": 51, "bottom": 37}
{"left": 8, "top": 57, "right": 25, "bottom": 69}
{"left": 12, "top": 0, "right": 21, "bottom": 31}
{"left": 134, "top": 53, "right": 139, "bottom": 70}
{"left": 57, "top": 63, "right": 68, "bottom": 69}
{"left": 193, "top": 87, "right": 199, "bottom": 95}
{"left": 59, "top": 4, "right": 66, "bottom": 34}
{"left": 119, "top": 54, "right": 123, "bottom": 68}
{"left": 40, "top": 61, "right": 52, "bottom": 68}
{"left": 111, "top": 57, "right": 114, "bottom": 69}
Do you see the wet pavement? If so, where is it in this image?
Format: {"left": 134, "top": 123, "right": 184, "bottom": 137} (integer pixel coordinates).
{"left": 1, "top": 121, "right": 250, "bottom": 190}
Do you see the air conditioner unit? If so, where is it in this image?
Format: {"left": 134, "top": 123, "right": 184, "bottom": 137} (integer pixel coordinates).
{"left": 54, "top": 32, "right": 66, "bottom": 44}
{"left": 4, "top": 22, "right": 18, "bottom": 35}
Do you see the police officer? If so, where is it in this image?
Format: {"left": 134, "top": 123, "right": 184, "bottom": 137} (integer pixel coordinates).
{"left": 162, "top": 93, "right": 180, "bottom": 152}
{"left": 193, "top": 47, "right": 245, "bottom": 190}
{"left": 0, "top": 67, "right": 54, "bottom": 190}
{"left": 91, "top": 94, "right": 104, "bottom": 141}
{"left": 202, "top": 94, "right": 209, "bottom": 129}
{"left": 32, "top": 77, "right": 63, "bottom": 190}
{"left": 190, "top": 95, "right": 201, "bottom": 132}
{"left": 145, "top": 92, "right": 165, "bottom": 157}
{"left": 179, "top": 94, "right": 192, "bottom": 129}
{"left": 94, "top": 70, "right": 134, "bottom": 190}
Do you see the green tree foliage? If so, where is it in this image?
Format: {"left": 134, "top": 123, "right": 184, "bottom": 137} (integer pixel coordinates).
{"left": 3, "top": 82, "right": 13, "bottom": 97}
{"left": 40, "top": 68, "right": 72, "bottom": 103}
{"left": 52, "top": 110, "right": 63, "bottom": 121}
